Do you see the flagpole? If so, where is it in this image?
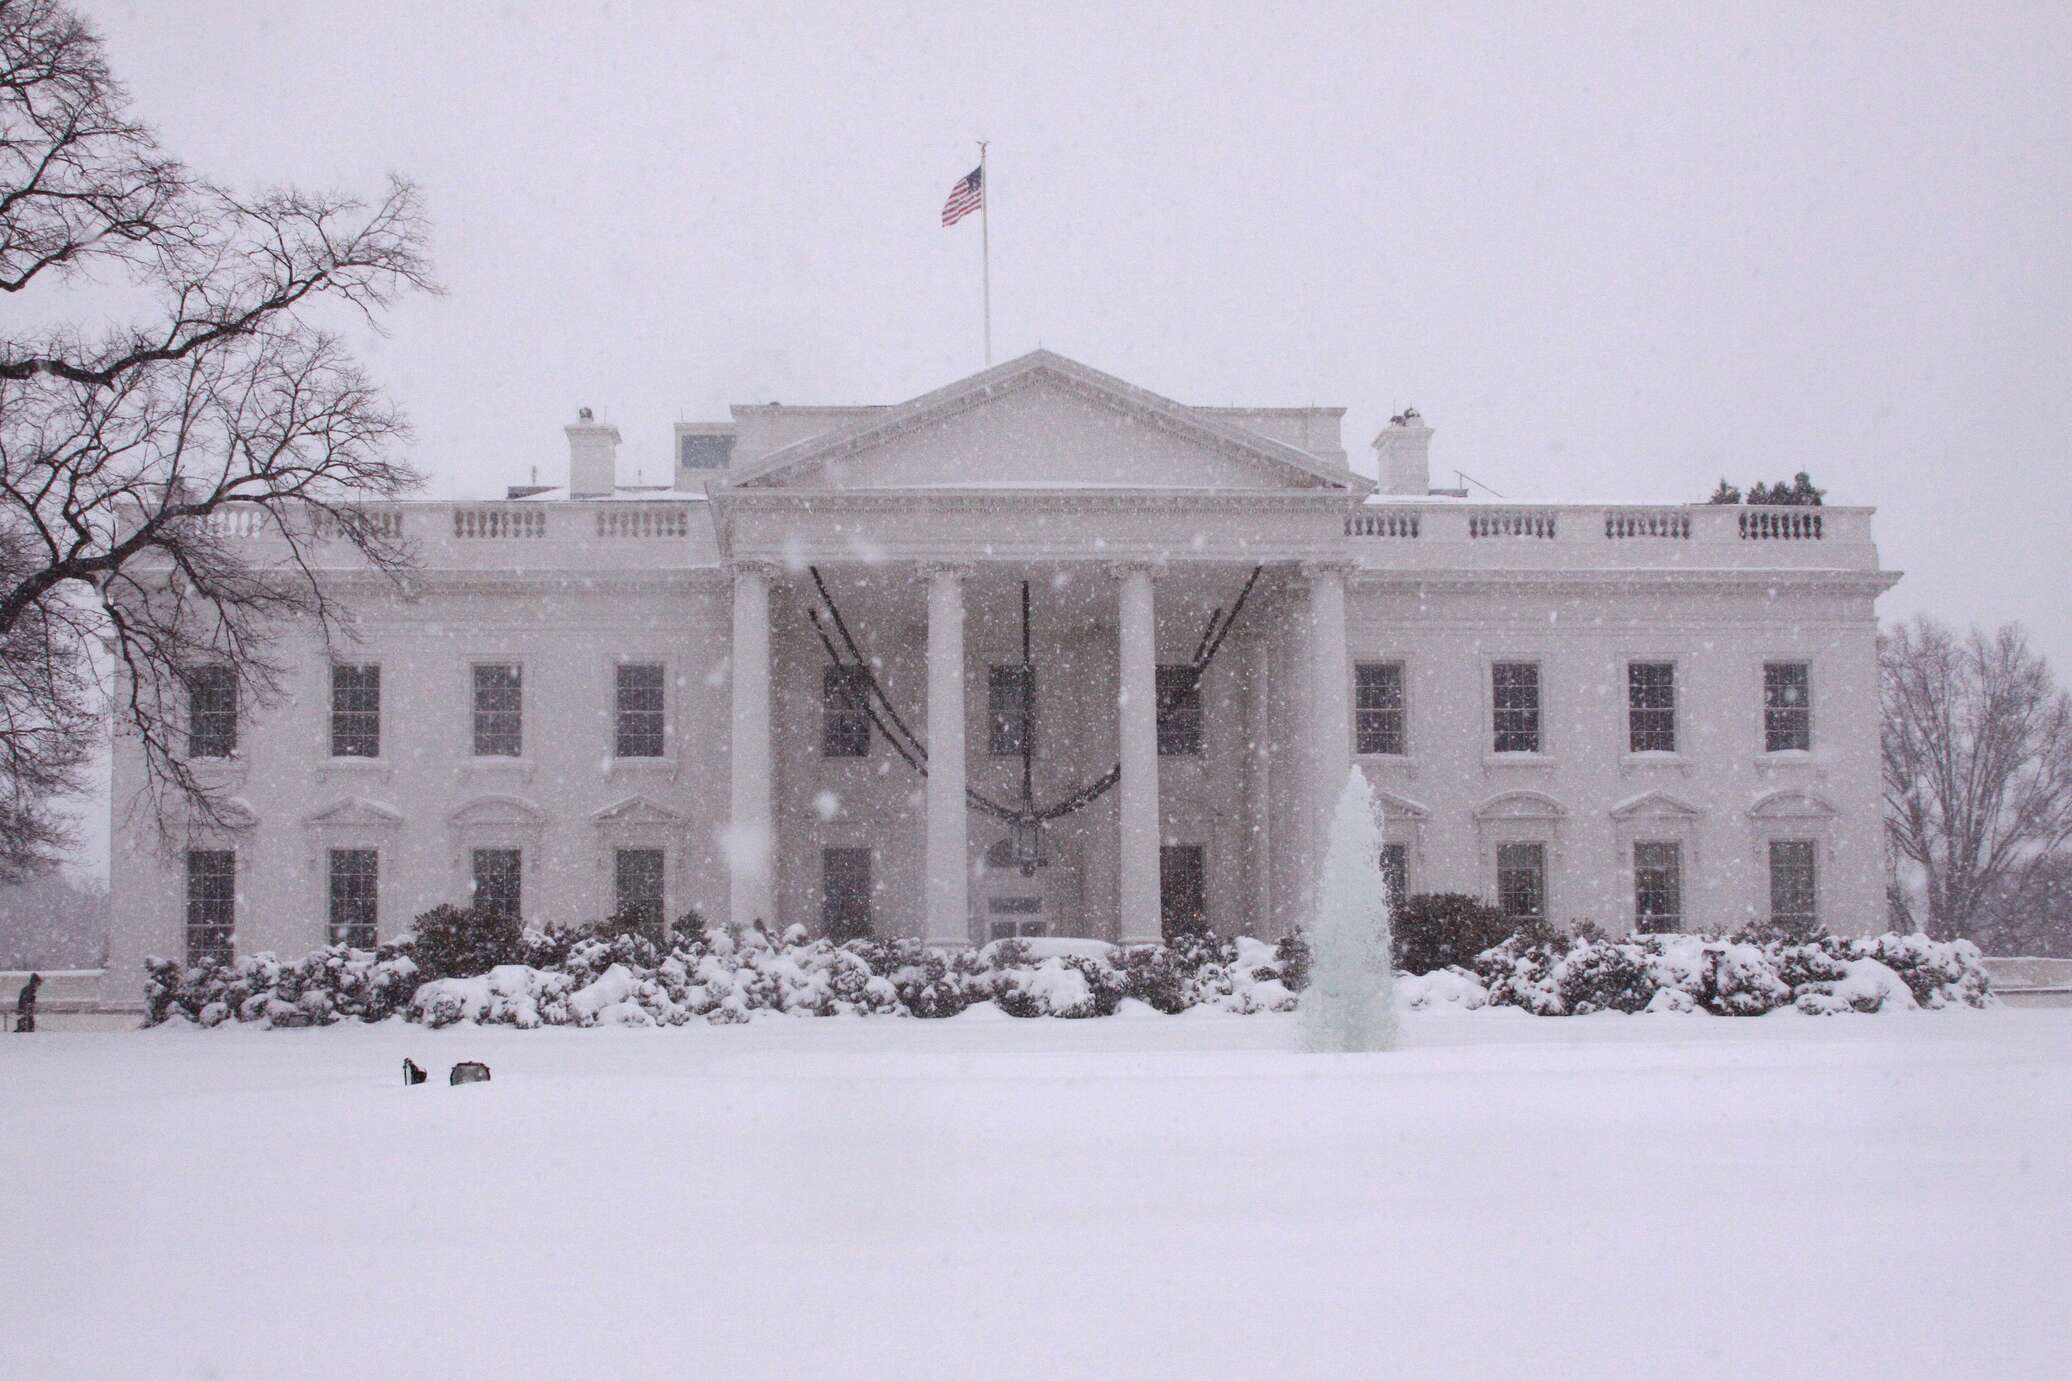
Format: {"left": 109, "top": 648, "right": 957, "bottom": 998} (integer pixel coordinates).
{"left": 978, "top": 139, "right": 991, "bottom": 367}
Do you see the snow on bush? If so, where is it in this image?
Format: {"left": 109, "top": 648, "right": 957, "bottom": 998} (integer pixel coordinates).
{"left": 144, "top": 910, "right": 1990, "bottom": 1028}
{"left": 1472, "top": 925, "right": 1990, "bottom": 1017}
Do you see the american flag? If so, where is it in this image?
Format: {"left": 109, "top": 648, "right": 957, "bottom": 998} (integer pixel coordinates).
{"left": 941, "top": 165, "right": 983, "bottom": 226}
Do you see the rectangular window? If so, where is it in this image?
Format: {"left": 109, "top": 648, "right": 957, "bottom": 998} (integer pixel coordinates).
{"left": 472, "top": 664, "right": 522, "bottom": 757}
{"left": 328, "top": 848, "right": 379, "bottom": 948}
{"left": 185, "top": 665, "right": 237, "bottom": 759}
{"left": 822, "top": 665, "right": 872, "bottom": 758}
{"left": 330, "top": 664, "right": 381, "bottom": 758}
{"left": 1160, "top": 844, "right": 1208, "bottom": 938}
{"left": 822, "top": 846, "right": 872, "bottom": 941}
{"left": 471, "top": 847, "right": 522, "bottom": 920}
{"left": 185, "top": 848, "right": 235, "bottom": 962}
{"left": 614, "top": 663, "right": 666, "bottom": 758}
{"left": 1156, "top": 665, "right": 1203, "bottom": 756}
{"left": 1355, "top": 661, "right": 1406, "bottom": 756}
{"left": 613, "top": 848, "right": 665, "bottom": 939}
{"left": 989, "top": 664, "right": 1033, "bottom": 757}
{"left": 1769, "top": 840, "right": 1817, "bottom": 930}
{"left": 1379, "top": 842, "right": 1409, "bottom": 910}
{"left": 1496, "top": 841, "right": 1546, "bottom": 922}
{"left": 1633, "top": 841, "right": 1682, "bottom": 934}
{"left": 1764, "top": 661, "right": 1812, "bottom": 752}
{"left": 1492, "top": 662, "right": 1541, "bottom": 754}
{"left": 1628, "top": 661, "right": 1677, "bottom": 753}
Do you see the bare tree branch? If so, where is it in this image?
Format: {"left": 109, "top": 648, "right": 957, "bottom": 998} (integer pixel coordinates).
{"left": 0, "top": 0, "right": 434, "bottom": 873}
{"left": 1881, "top": 615, "right": 2072, "bottom": 941}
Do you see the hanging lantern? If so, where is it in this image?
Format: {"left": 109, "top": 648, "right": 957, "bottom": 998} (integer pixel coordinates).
{"left": 1009, "top": 814, "right": 1047, "bottom": 877}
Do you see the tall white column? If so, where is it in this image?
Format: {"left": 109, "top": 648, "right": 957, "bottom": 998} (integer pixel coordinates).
{"left": 924, "top": 563, "right": 972, "bottom": 946}
{"left": 1305, "top": 562, "right": 1355, "bottom": 847}
{"left": 728, "top": 561, "right": 776, "bottom": 929}
{"left": 1245, "top": 627, "right": 1275, "bottom": 933}
{"left": 1117, "top": 564, "right": 1163, "bottom": 945}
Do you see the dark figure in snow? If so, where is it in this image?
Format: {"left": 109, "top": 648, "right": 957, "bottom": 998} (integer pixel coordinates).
{"left": 14, "top": 973, "right": 41, "bottom": 1033}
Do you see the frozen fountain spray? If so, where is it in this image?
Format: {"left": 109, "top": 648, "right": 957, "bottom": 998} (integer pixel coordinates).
{"left": 1300, "top": 768, "right": 1398, "bottom": 1053}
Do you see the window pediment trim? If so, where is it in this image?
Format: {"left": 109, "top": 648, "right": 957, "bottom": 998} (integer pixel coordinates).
{"left": 305, "top": 796, "right": 405, "bottom": 830}
{"left": 1472, "top": 789, "right": 1568, "bottom": 822}
{"left": 1746, "top": 789, "right": 1838, "bottom": 821}
{"left": 1609, "top": 789, "right": 1704, "bottom": 821}
{"left": 1372, "top": 789, "right": 1431, "bottom": 819}
{"left": 448, "top": 794, "right": 547, "bottom": 830}
{"left": 591, "top": 795, "right": 688, "bottom": 829}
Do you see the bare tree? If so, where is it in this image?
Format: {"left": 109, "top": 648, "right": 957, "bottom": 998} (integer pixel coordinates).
{"left": 0, "top": 0, "right": 436, "bottom": 867}
{"left": 1881, "top": 615, "right": 2072, "bottom": 941}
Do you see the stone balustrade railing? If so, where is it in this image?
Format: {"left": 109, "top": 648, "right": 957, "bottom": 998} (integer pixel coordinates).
{"left": 153, "top": 496, "right": 1877, "bottom": 576}
{"left": 1343, "top": 502, "right": 1878, "bottom": 570}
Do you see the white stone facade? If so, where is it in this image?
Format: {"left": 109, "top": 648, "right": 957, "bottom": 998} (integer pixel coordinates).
{"left": 107, "top": 351, "right": 1896, "bottom": 987}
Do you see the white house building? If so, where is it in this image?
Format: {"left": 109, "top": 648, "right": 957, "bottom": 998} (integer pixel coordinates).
{"left": 107, "top": 350, "right": 1897, "bottom": 984}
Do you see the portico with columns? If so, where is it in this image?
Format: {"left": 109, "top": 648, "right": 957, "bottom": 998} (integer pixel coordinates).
{"left": 708, "top": 352, "right": 1367, "bottom": 945}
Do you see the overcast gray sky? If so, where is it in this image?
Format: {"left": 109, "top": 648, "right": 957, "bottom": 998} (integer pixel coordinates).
{"left": 59, "top": 0, "right": 2071, "bottom": 871}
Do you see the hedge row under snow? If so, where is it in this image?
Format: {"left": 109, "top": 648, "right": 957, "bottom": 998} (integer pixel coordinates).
{"left": 143, "top": 919, "right": 1991, "bottom": 1028}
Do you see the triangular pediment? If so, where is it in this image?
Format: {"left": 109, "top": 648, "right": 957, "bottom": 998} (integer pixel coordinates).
{"left": 305, "top": 796, "right": 405, "bottom": 829}
{"left": 590, "top": 795, "right": 687, "bottom": 828}
{"left": 717, "top": 351, "right": 1367, "bottom": 496}
{"left": 1609, "top": 790, "right": 1705, "bottom": 821}
{"left": 1372, "top": 789, "right": 1431, "bottom": 819}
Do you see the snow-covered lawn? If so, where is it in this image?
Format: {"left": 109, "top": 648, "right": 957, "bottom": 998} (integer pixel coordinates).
{"left": 4, "top": 1010, "right": 2069, "bottom": 1379}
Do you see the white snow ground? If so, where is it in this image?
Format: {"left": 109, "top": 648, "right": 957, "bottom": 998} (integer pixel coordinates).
{"left": 4, "top": 1010, "right": 2068, "bottom": 1380}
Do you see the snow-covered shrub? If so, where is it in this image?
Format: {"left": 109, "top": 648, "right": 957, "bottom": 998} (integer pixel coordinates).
{"left": 145, "top": 944, "right": 420, "bottom": 1027}
{"left": 1392, "top": 893, "right": 1515, "bottom": 975}
{"left": 404, "top": 903, "right": 525, "bottom": 981}
{"left": 1272, "top": 931, "right": 1311, "bottom": 993}
{"left": 1853, "top": 933, "right": 1990, "bottom": 1009}
{"left": 1554, "top": 939, "right": 1655, "bottom": 1015}
{"left": 1472, "top": 926, "right": 1992, "bottom": 1017}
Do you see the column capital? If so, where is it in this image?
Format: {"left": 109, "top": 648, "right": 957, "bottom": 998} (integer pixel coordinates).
{"left": 1103, "top": 558, "right": 1163, "bottom": 581}
{"left": 918, "top": 559, "right": 975, "bottom": 581}
{"left": 727, "top": 558, "right": 782, "bottom": 581}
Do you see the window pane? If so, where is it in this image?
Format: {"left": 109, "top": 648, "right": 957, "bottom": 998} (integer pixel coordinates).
{"left": 186, "top": 665, "right": 237, "bottom": 758}
{"left": 1496, "top": 841, "right": 1546, "bottom": 921}
{"left": 472, "top": 664, "right": 522, "bottom": 757}
{"left": 615, "top": 663, "right": 666, "bottom": 757}
{"left": 1769, "top": 840, "right": 1817, "bottom": 926}
{"left": 988, "top": 665, "right": 1033, "bottom": 756}
{"left": 1355, "top": 662, "right": 1406, "bottom": 755}
{"left": 1156, "top": 665, "right": 1203, "bottom": 756}
{"left": 822, "top": 847, "right": 872, "bottom": 941}
{"left": 1492, "top": 663, "right": 1541, "bottom": 754}
{"left": 330, "top": 664, "right": 381, "bottom": 758}
{"left": 1764, "top": 662, "right": 1812, "bottom": 752}
{"left": 1628, "top": 662, "right": 1677, "bottom": 753}
{"left": 1633, "top": 841, "right": 1682, "bottom": 933}
{"left": 822, "top": 665, "right": 872, "bottom": 758}
{"left": 185, "top": 849, "right": 235, "bottom": 961}
{"left": 614, "top": 848, "right": 666, "bottom": 938}
{"left": 328, "top": 848, "right": 379, "bottom": 947}
{"left": 471, "top": 848, "right": 522, "bottom": 920}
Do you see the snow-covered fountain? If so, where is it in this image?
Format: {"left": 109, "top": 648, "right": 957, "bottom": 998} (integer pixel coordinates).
{"left": 1299, "top": 768, "right": 1398, "bottom": 1052}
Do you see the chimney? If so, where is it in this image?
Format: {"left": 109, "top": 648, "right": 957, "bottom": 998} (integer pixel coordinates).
{"left": 1372, "top": 407, "right": 1433, "bottom": 496}
{"left": 565, "top": 406, "right": 621, "bottom": 498}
